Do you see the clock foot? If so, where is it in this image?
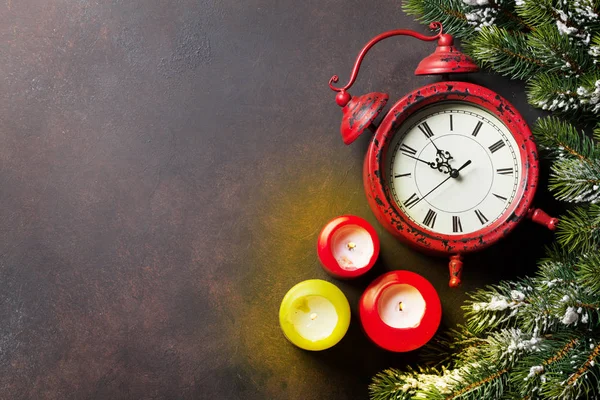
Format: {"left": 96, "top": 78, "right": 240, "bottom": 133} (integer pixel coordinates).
{"left": 448, "top": 254, "right": 463, "bottom": 288}
{"left": 527, "top": 208, "right": 559, "bottom": 231}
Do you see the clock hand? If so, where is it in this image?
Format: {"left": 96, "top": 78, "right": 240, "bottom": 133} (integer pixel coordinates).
{"left": 401, "top": 146, "right": 455, "bottom": 174}
{"left": 427, "top": 135, "right": 441, "bottom": 152}
{"left": 451, "top": 159, "right": 472, "bottom": 178}
{"left": 403, "top": 153, "right": 436, "bottom": 168}
{"left": 405, "top": 152, "right": 455, "bottom": 175}
{"left": 423, "top": 134, "right": 452, "bottom": 164}
{"left": 427, "top": 139, "right": 453, "bottom": 173}
{"left": 413, "top": 160, "right": 472, "bottom": 207}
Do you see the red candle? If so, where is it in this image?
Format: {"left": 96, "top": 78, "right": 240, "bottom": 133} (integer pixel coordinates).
{"left": 359, "top": 270, "right": 441, "bottom": 352}
{"left": 317, "top": 215, "right": 380, "bottom": 279}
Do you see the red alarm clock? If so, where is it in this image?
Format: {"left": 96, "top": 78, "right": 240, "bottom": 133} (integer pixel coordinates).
{"left": 328, "top": 22, "right": 558, "bottom": 287}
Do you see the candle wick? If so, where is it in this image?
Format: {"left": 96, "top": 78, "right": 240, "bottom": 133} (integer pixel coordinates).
{"left": 347, "top": 242, "right": 356, "bottom": 251}
{"left": 398, "top": 301, "right": 404, "bottom": 311}
{"left": 310, "top": 313, "right": 318, "bottom": 320}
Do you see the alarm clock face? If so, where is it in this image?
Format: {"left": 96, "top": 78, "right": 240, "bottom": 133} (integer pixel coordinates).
{"left": 364, "top": 82, "right": 538, "bottom": 255}
{"left": 386, "top": 102, "right": 522, "bottom": 235}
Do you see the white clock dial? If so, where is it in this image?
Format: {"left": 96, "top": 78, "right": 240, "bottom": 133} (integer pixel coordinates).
{"left": 387, "top": 102, "right": 522, "bottom": 235}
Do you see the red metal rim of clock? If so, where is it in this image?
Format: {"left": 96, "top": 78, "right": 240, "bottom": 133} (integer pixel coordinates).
{"left": 359, "top": 270, "right": 442, "bottom": 352}
{"left": 363, "top": 81, "right": 539, "bottom": 256}
{"left": 317, "top": 215, "right": 380, "bottom": 279}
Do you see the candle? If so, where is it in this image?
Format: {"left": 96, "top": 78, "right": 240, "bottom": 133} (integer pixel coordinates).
{"left": 317, "top": 215, "right": 380, "bottom": 278}
{"left": 279, "top": 279, "right": 351, "bottom": 351}
{"left": 378, "top": 283, "right": 426, "bottom": 329}
{"left": 359, "top": 270, "right": 441, "bottom": 352}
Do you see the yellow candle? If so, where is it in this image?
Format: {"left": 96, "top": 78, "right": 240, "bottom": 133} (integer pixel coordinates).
{"left": 279, "top": 279, "right": 351, "bottom": 351}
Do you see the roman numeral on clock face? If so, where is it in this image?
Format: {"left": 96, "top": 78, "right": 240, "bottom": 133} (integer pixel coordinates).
{"left": 489, "top": 140, "right": 506, "bottom": 153}
{"left": 474, "top": 209, "right": 488, "bottom": 225}
{"left": 418, "top": 122, "right": 434, "bottom": 139}
{"left": 493, "top": 193, "right": 507, "bottom": 201}
{"left": 423, "top": 209, "right": 437, "bottom": 228}
{"left": 452, "top": 215, "right": 463, "bottom": 233}
{"left": 399, "top": 143, "right": 417, "bottom": 156}
{"left": 403, "top": 193, "right": 420, "bottom": 209}
{"left": 450, "top": 115, "right": 453, "bottom": 131}
{"left": 496, "top": 167, "right": 513, "bottom": 175}
{"left": 471, "top": 121, "right": 483, "bottom": 137}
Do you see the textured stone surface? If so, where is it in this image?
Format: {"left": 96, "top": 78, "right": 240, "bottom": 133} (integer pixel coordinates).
{"left": 0, "top": 1, "right": 559, "bottom": 399}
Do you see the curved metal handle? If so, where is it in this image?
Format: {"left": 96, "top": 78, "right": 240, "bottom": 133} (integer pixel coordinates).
{"left": 329, "top": 22, "right": 443, "bottom": 92}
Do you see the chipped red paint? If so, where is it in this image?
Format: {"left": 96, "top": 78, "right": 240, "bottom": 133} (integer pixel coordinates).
{"left": 363, "top": 82, "right": 540, "bottom": 286}
{"left": 328, "top": 24, "right": 479, "bottom": 145}
{"left": 338, "top": 92, "right": 389, "bottom": 145}
{"left": 527, "top": 208, "right": 559, "bottom": 231}
{"left": 328, "top": 24, "right": 558, "bottom": 286}
{"left": 415, "top": 34, "right": 479, "bottom": 75}
{"left": 328, "top": 22, "right": 444, "bottom": 94}
{"left": 448, "top": 254, "right": 463, "bottom": 288}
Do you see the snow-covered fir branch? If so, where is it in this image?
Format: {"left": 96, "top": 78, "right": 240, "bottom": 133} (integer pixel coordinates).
{"left": 464, "top": 3, "right": 499, "bottom": 31}
{"left": 576, "top": 79, "right": 600, "bottom": 113}
{"left": 549, "top": 158, "right": 600, "bottom": 203}
{"left": 556, "top": 204, "right": 600, "bottom": 253}
{"left": 590, "top": 35, "right": 600, "bottom": 62}
{"left": 528, "top": 73, "right": 600, "bottom": 115}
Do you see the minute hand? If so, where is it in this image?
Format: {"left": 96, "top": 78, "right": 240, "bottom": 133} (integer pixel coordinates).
{"left": 413, "top": 160, "right": 472, "bottom": 207}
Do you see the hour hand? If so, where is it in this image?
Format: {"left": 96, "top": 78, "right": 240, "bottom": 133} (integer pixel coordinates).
{"left": 419, "top": 124, "right": 453, "bottom": 167}
{"left": 435, "top": 149, "right": 453, "bottom": 165}
{"left": 402, "top": 153, "right": 436, "bottom": 168}
{"left": 403, "top": 151, "right": 453, "bottom": 175}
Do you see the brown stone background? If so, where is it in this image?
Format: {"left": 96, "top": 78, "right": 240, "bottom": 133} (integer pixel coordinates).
{"left": 0, "top": 1, "right": 560, "bottom": 399}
